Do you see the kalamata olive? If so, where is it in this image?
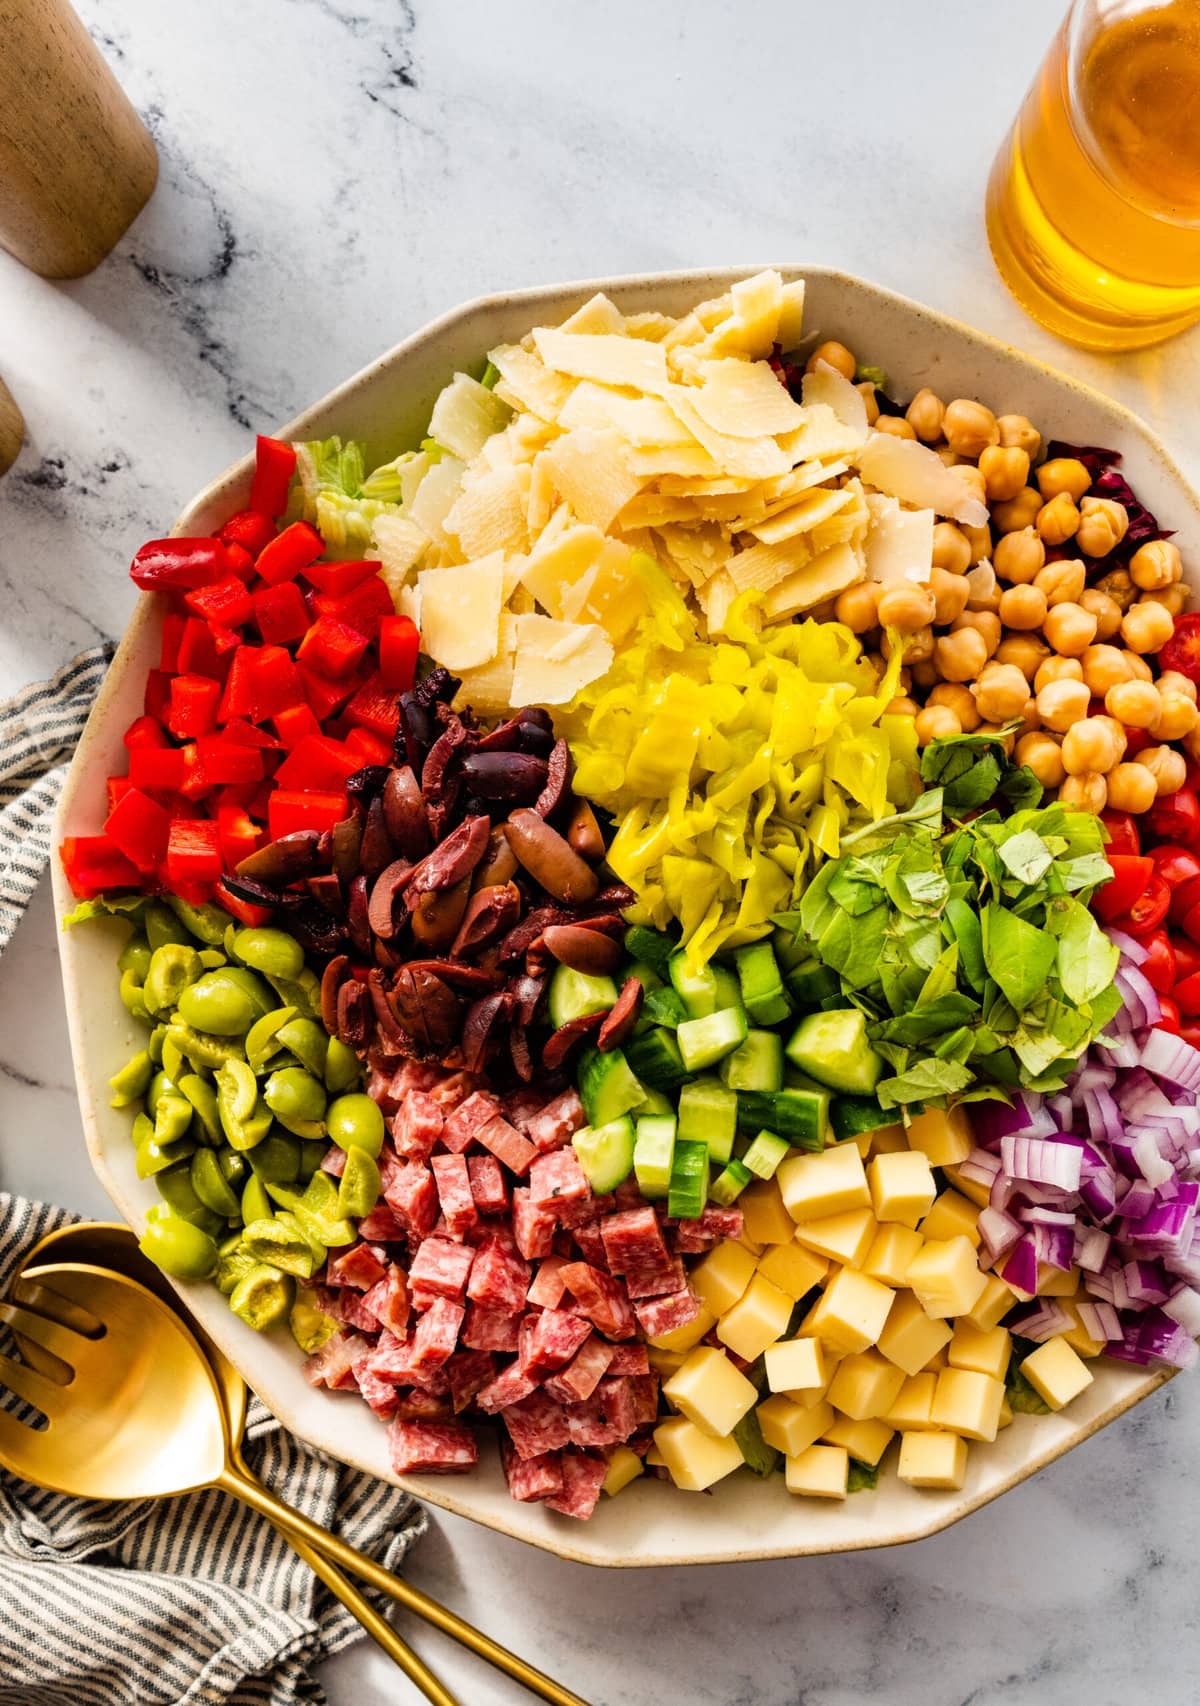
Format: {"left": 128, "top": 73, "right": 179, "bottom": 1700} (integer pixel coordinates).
{"left": 388, "top": 965, "right": 461, "bottom": 1053}
{"left": 533, "top": 739, "right": 572, "bottom": 817}
{"left": 235, "top": 830, "right": 320, "bottom": 884}
{"left": 516, "top": 706, "right": 553, "bottom": 732}
{"left": 359, "top": 794, "right": 395, "bottom": 881}
{"left": 472, "top": 826, "right": 518, "bottom": 890}
{"left": 410, "top": 874, "right": 472, "bottom": 952}
{"left": 331, "top": 814, "right": 363, "bottom": 887}
{"left": 505, "top": 809, "right": 600, "bottom": 904}
{"left": 565, "top": 797, "right": 606, "bottom": 862}
{"left": 593, "top": 881, "right": 637, "bottom": 911}
{"left": 345, "top": 765, "right": 390, "bottom": 799}
{"left": 414, "top": 666, "right": 460, "bottom": 707}
{"left": 542, "top": 1010, "right": 605, "bottom": 1071}
{"left": 366, "top": 968, "right": 408, "bottom": 1048}
{"left": 306, "top": 873, "right": 345, "bottom": 915}
{"left": 460, "top": 751, "right": 549, "bottom": 803}
{"left": 405, "top": 815, "right": 491, "bottom": 898}
{"left": 367, "top": 858, "right": 413, "bottom": 940}
{"left": 321, "top": 955, "right": 351, "bottom": 1035}
{"left": 461, "top": 991, "right": 512, "bottom": 1073}
{"left": 403, "top": 959, "right": 503, "bottom": 993}
{"left": 451, "top": 881, "right": 522, "bottom": 957}
{"left": 511, "top": 972, "right": 546, "bottom": 1027}
{"left": 476, "top": 714, "right": 524, "bottom": 753}
{"left": 382, "top": 765, "right": 430, "bottom": 860}
{"left": 542, "top": 924, "right": 621, "bottom": 976}
{"left": 336, "top": 978, "right": 370, "bottom": 1047}
{"left": 347, "top": 873, "right": 372, "bottom": 957}
{"left": 287, "top": 903, "right": 347, "bottom": 958}
{"left": 598, "top": 977, "right": 643, "bottom": 1051}
{"left": 510, "top": 1023, "right": 533, "bottom": 1082}
{"left": 397, "top": 693, "right": 434, "bottom": 769}
{"left": 220, "top": 873, "right": 301, "bottom": 911}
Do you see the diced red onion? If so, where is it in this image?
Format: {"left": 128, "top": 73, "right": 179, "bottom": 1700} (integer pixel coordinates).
{"left": 1009, "top": 1299, "right": 1072, "bottom": 1342}
{"left": 1163, "top": 1286, "right": 1200, "bottom": 1336}
{"left": 1000, "top": 1236, "right": 1038, "bottom": 1295}
{"left": 1104, "top": 927, "right": 1148, "bottom": 965}
{"left": 1073, "top": 1222, "right": 1110, "bottom": 1273}
{"left": 978, "top": 1205, "right": 1022, "bottom": 1262}
{"left": 1076, "top": 1299, "right": 1122, "bottom": 1341}
{"left": 1115, "top": 966, "right": 1162, "bottom": 1031}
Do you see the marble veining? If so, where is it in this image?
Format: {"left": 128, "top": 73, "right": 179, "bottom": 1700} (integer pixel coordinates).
{"left": 2, "top": 1, "right": 1200, "bottom": 1700}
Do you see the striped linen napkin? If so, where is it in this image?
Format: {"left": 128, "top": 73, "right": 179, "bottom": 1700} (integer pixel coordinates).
{"left": 0, "top": 1195, "right": 427, "bottom": 1706}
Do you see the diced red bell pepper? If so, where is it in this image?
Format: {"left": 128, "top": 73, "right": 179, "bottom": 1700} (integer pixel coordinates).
{"left": 1093, "top": 855, "right": 1153, "bottom": 923}
{"left": 128, "top": 746, "right": 187, "bottom": 791}
{"left": 1148, "top": 788, "right": 1200, "bottom": 850}
{"left": 1183, "top": 897, "right": 1200, "bottom": 948}
{"left": 296, "top": 615, "right": 370, "bottom": 679}
{"left": 249, "top": 435, "right": 297, "bottom": 519}
{"left": 104, "top": 786, "right": 171, "bottom": 872}
{"left": 345, "top": 671, "right": 403, "bottom": 738}
{"left": 167, "top": 673, "right": 221, "bottom": 738}
{"left": 1174, "top": 971, "right": 1200, "bottom": 1017}
{"left": 1139, "top": 929, "right": 1177, "bottom": 994}
{"left": 214, "top": 878, "right": 272, "bottom": 927}
{"left": 144, "top": 669, "right": 172, "bottom": 720}
{"left": 303, "top": 558, "right": 383, "bottom": 597}
{"left": 1121, "top": 874, "right": 1171, "bottom": 937}
{"left": 220, "top": 716, "right": 280, "bottom": 749}
{"left": 215, "top": 804, "right": 261, "bottom": 869}
{"left": 220, "top": 507, "right": 277, "bottom": 559}
{"left": 166, "top": 818, "right": 223, "bottom": 884}
{"left": 160, "top": 611, "right": 186, "bottom": 673}
{"left": 176, "top": 616, "right": 224, "bottom": 679}
{"left": 59, "top": 835, "right": 142, "bottom": 898}
{"left": 195, "top": 735, "right": 265, "bottom": 784}
{"left": 251, "top": 645, "right": 304, "bottom": 719}
{"left": 267, "top": 789, "right": 348, "bottom": 839}
{"left": 345, "top": 726, "right": 393, "bottom": 765}
{"left": 298, "top": 664, "right": 363, "bottom": 722}
{"left": 313, "top": 575, "right": 393, "bottom": 639}
{"left": 179, "top": 743, "right": 212, "bottom": 801}
{"left": 165, "top": 876, "right": 216, "bottom": 906}
{"left": 209, "top": 623, "right": 244, "bottom": 659}
{"left": 252, "top": 580, "right": 309, "bottom": 645}
{"left": 223, "top": 542, "right": 255, "bottom": 582}
{"left": 1158, "top": 614, "right": 1200, "bottom": 684}
{"left": 217, "top": 646, "right": 257, "bottom": 722}
{"left": 272, "top": 701, "right": 322, "bottom": 749}
{"left": 123, "top": 715, "right": 167, "bottom": 753}
{"left": 185, "top": 576, "right": 253, "bottom": 629}
{"left": 1100, "top": 811, "right": 1140, "bottom": 857}
{"left": 106, "top": 776, "right": 134, "bottom": 815}
{"left": 379, "top": 614, "right": 420, "bottom": 692}
{"left": 256, "top": 520, "right": 324, "bottom": 586}
{"left": 130, "top": 537, "right": 232, "bottom": 592}
{"left": 274, "top": 734, "right": 362, "bottom": 792}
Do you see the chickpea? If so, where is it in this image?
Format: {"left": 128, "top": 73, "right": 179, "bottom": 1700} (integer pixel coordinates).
{"left": 1094, "top": 714, "right": 1128, "bottom": 762}
{"left": 1019, "top": 698, "right": 1043, "bottom": 735}
{"left": 882, "top": 624, "right": 934, "bottom": 662}
{"left": 806, "top": 340, "right": 856, "bottom": 381}
{"left": 874, "top": 415, "right": 917, "bottom": 441}
{"left": 1106, "top": 762, "right": 1158, "bottom": 814}
{"left": 910, "top": 657, "right": 938, "bottom": 690}
{"left": 884, "top": 695, "right": 920, "bottom": 718}
{"left": 934, "top": 627, "right": 989, "bottom": 683}
{"left": 943, "top": 398, "right": 1000, "bottom": 460}
{"left": 1127, "top": 651, "right": 1154, "bottom": 681}
{"left": 1016, "top": 731, "right": 1066, "bottom": 788}
{"left": 877, "top": 583, "right": 937, "bottom": 632}
{"left": 962, "top": 522, "right": 993, "bottom": 566}
{"left": 1141, "top": 744, "right": 1188, "bottom": 796}
{"left": 928, "top": 682, "right": 981, "bottom": 731}
{"left": 972, "top": 662, "right": 1031, "bottom": 722}
{"left": 931, "top": 522, "right": 971, "bottom": 576}
{"left": 835, "top": 581, "right": 880, "bottom": 633}
{"left": 1036, "top": 493, "right": 1081, "bottom": 546}
{"left": 996, "top": 634, "right": 1050, "bottom": 681}
{"left": 993, "top": 527, "right": 1046, "bottom": 585}
{"left": 1154, "top": 691, "right": 1199, "bottom": 742}
{"left": 1044, "top": 601, "right": 1099, "bottom": 656}
{"left": 1036, "top": 676, "right": 1091, "bottom": 732}
{"left": 1121, "top": 599, "right": 1175, "bottom": 654}
{"left": 1130, "top": 539, "right": 1183, "bottom": 592}
{"left": 1035, "top": 655, "right": 1084, "bottom": 692}
{"left": 991, "top": 486, "right": 1044, "bottom": 534}
{"left": 905, "top": 388, "right": 945, "bottom": 443}
{"left": 934, "top": 445, "right": 960, "bottom": 467}
{"left": 929, "top": 566, "right": 970, "bottom": 625}
{"left": 978, "top": 444, "right": 1030, "bottom": 504}
{"left": 953, "top": 609, "right": 1001, "bottom": 654}
{"left": 1034, "top": 557, "right": 1086, "bottom": 606}
{"left": 1081, "top": 643, "right": 1133, "bottom": 696}
{"left": 997, "top": 414, "right": 1041, "bottom": 459}
{"left": 952, "top": 468, "right": 987, "bottom": 513}
{"left": 1079, "top": 587, "right": 1123, "bottom": 641}
{"left": 1094, "top": 565, "right": 1136, "bottom": 611}
{"left": 1036, "top": 457, "right": 1091, "bottom": 503}
{"left": 1060, "top": 771, "right": 1108, "bottom": 813}
{"left": 1063, "top": 719, "right": 1120, "bottom": 774}
{"left": 998, "top": 583, "right": 1048, "bottom": 630}
{"left": 1159, "top": 670, "right": 1198, "bottom": 703}
{"left": 975, "top": 722, "right": 1017, "bottom": 755}
{"left": 1105, "top": 679, "right": 1161, "bottom": 728}
{"left": 1156, "top": 582, "right": 1191, "bottom": 617}
{"left": 1075, "top": 496, "right": 1129, "bottom": 558}
{"left": 856, "top": 382, "right": 881, "bottom": 426}
{"left": 915, "top": 705, "right": 962, "bottom": 744}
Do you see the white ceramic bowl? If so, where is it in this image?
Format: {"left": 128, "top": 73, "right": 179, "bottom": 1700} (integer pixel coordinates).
{"left": 53, "top": 266, "right": 1196, "bottom": 1566}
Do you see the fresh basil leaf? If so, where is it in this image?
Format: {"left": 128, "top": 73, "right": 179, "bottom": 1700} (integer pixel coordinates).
{"left": 997, "top": 762, "right": 1044, "bottom": 810}
{"left": 997, "top": 828, "right": 1053, "bottom": 886}
{"left": 1087, "top": 984, "right": 1124, "bottom": 1030}
{"left": 876, "top": 994, "right": 978, "bottom": 1047}
{"left": 876, "top": 1057, "right": 972, "bottom": 1109}
{"left": 918, "top": 943, "right": 959, "bottom": 1006}
{"left": 943, "top": 897, "right": 986, "bottom": 992}
{"left": 1047, "top": 895, "right": 1120, "bottom": 1005}
{"left": 934, "top": 1025, "right": 976, "bottom": 1062}
{"left": 920, "top": 731, "right": 1009, "bottom": 810}
{"left": 982, "top": 903, "right": 1057, "bottom": 1011}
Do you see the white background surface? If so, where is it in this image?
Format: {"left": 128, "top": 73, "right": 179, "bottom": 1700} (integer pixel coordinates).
{"left": 2, "top": 2, "right": 1200, "bottom": 1701}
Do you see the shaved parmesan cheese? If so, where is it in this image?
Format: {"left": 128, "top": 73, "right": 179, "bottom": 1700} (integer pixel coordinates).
{"left": 559, "top": 293, "right": 625, "bottom": 335}
{"left": 371, "top": 512, "right": 429, "bottom": 592}
{"left": 407, "top": 455, "right": 466, "bottom": 543}
{"left": 417, "top": 553, "right": 505, "bottom": 669}
{"left": 454, "top": 614, "right": 519, "bottom": 715}
{"left": 665, "top": 386, "right": 789, "bottom": 482}
{"left": 399, "top": 451, "right": 431, "bottom": 508}
{"left": 762, "top": 541, "right": 865, "bottom": 620}
{"left": 558, "top": 382, "right": 695, "bottom": 447}
{"left": 622, "top": 311, "right": 676, "bottom": 341}
{"left": 560, "top": 538, "right": 646, "bottom": 640}
{"left": 428, "top": 373, "right": 511, "bottom": 462}
{"left": 801, "top": 363, "right": 869, "bottom": 438}
{"left": 743, "top": 483, "right": 857, "bottom": 545}
{"left": 856, "top": 432, "right": 989, "bottom": 527}
{"left": 725, "top": 534, "right": 814, "bottom": 594}
{"left": 719, "top": 270, "right": 784, "bottom": 358}
{"left": 537, "top": 428, "right": 644, "bottom": 532}
{"left": 511, "top": 614, "right": 613, "bottom": 705}
{"left": 690, "top": 358, "right": 806, "bottom": 438}
{"left": 777, "top": 404, "right": 866, "bottom": 463}
{"left": 488, "top": 344, "right": 576, "bottom": 421}
{"left": 624, "top": 444, "right": 721, "bottom": 479}
{"left": 532, "top": 328, "right": 669, "bottom": 393}
{"left": 864, "top": 495, "right": 935, "bottom": 585}
{"left": 657, "top": 521, "right": 733, "bottom": 587}
{"left": 395, "top": 580, "right": 421, "bottom": 626}
{"left": 697, "top": 568, "right": 741, "bottom": 636}
{"left": 777, "top": 278, "right": 806, "bottom": 351}
{"left": 443, "top": 464, "right": 530, "bottom": 558}
{"left": 520, "top": 524, "right": 608, "bottom": 621}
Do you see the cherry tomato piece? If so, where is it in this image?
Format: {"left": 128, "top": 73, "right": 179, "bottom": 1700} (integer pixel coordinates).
{"left": 1100, "top": 811, "right": 1141, "bottom": 857}
{"left": 1138, "top": 929, "right": 1176, "bottom": 994}
{"left": 1148, "top": 788, "right": 1200, "bottom": 850}
{"left": 1157, "top": 613, "right": 1200, "bottom": 683}
{"left": 1150, "top": 845, "right": 1200, "bottom": 889}
{"left": 1171, "top": 934, "right": 1200, "bottom": 982}
{"left": 1179, "top": 1022, "right": 1200, "bottom": 1052}
{"left": 1173, "top": 971, "right": 1200, "bottom": 1017}
{"left": 1092, "top": 855, "right": 1153, "bottom": 924}
{"left": 1183, "top": 897, "right": 1200, "bottom": 947}
{"left": 1168, "top": 874, "right": 1200, "bottom": 927}
{"left": 1122, "top": 726, "right": 1154, "bottom": 758}
{"left": 1157, "top": 995, "right": 1182, "bottom": 1033}
{"left": 1119, "top": 874, "right": 1171, "bottom": 937}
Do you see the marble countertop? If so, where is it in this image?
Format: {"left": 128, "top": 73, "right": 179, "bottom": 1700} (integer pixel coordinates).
{"left": 3, "top": 1, "right": 1200, "bottom": 1700}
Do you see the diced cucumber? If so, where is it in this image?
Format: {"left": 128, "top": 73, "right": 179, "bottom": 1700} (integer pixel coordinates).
{"left": 734, "top": 942, "right": 793, "bottom": 1027}
{"left": 783, "top": 957, "right": 841, "bottom": 1009}
{"left": 573, "top": 1116, "right": 636, "bottom": 1193}
{"left": 624, "top": 925, "right": 677, "bottom": 978}
{"left": 668, "top": 952, "right": 719, "bottom": 1019}
{"left": 667, "top": 1138, "right": 710, "bottom": 1219}
{"left": 830, "top": 1094, "right": 892, "bottom": 1144}
{"left": 677, "top": 1076, "right": 738, "bottom": 1165}
{"left": 643, "top": 986, "right": 688, "bottom": 1029}
{"left": 736, "top": 1087, "right": 829, "bottom": 1151}
{"left": 710, "top": 1157, "right": 753, "bottom": 1205}
{"left": 625, "top": 1026, "right": 690, "bottom": 1089}
{"left": 677, "top": 1006, "right": 749, "bottom": 1073}
{"left": 637, "top": 1085, "right": 676, "bottom": 1117}
{"left": 711, "top": 964, "right": 743, "bottom": 1013}
{"left": 772, "top": 926, "right": 812, "bottom": 975}
{"left": 578, "top": 1046, "right": 646, "bottom": 1127}
{"left": 548, "top": 964, "right": 619, "bottom": 1031}
{"left": 733, "top": 1408, "right": 781, "bottom": 1478}
{"left": 625, "top": 957, "right": 665, "bottom": 993}
{"left": 719, "top": 1029, "right": 784, "bottom": 1093}
{"left": 633, "top": 1115, "right": 676, "bottom": 1199}
{"left": 741, "top": 1129, "right": 791, "bottom": 1180}
{"left": 785, "top": 1008, "right": 883, "bottom": 1095}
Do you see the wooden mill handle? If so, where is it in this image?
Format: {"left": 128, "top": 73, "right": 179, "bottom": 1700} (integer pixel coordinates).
{"left": 0, "top": 375, "right": 23, "bottom": 475}
{"left": 0, "top": 0, "right": 158, "bottom": 277}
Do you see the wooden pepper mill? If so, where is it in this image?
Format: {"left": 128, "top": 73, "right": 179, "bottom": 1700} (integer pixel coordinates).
{"left": 0, "top": 0, "right": 158, "bottom": 277}
{"left": 0, "top": 375, "right": 23, "bottom": 475}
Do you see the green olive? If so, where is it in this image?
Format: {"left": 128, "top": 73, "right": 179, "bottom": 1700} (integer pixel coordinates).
{"left": 241, "top": 1216, "right": 318, "bottom": 1279}
{"left": 338, "top": 1145, "right": 382, "bottom": 1219}
{"left": 144, "top": 901, "right": 192, "bottom": 951}
{"left": 326, "top": 1092, "right": 384, "bottom": 1159}
{"left": 164, "top": 894, "right": 229, "bottom": 945}
{"left": 117, "top": 933, "right": 152, "bottom": 982}
{"left": 215, "top": 1234, "right": 258, "bottom": 1295}
{"left": 147, "top": 1024, "right": 167, "bottom": 1067}
{"left": 264, "top": 1067, "right": 327, "bottom": 1129}
{"left": 119, "top": 969, "right": 150, "bottom": 1022}
{"left": 135, "top": 1133, "right": 195, "bottom": 1179}
{"left": 264, "top": 966, "right": 321, "bottom": 1020}
{"left": 289, "top": 1293, "right": 339, "bottom": 1354}
{"left": 241, "top": 1173, "right": 273, "bottom": 1225}
{"left": 245, "top": 1005, "right": 298, "bottom": 1072}
{"left": 230, "top": 1263, "right": 294, "bottom": 1330}
{"left": 139, "top": 1213, "right": 218, "bottom": 1280}
{"left": 275, "top": 1017, "right": 328, "bottom": 1078}
{"left": 143, "top": 942, "right": 204, "bottom": 1016}
{"left": 156, "top": 1157, "right": 216, "bottom": 1223}
{"left": 178, "top": 1073, "right": 222, "bottom": 1145}
{"left": 248, "top": 1130, "right": 302, "bottom": 1183}
{"left": 159, "top": 1031, "right": 187, "bottom": 1086}
{"left": 154, "top": 1092, "right": 194, "bottom": 1146}
{"left": 145, "top": 1070, "right": 177, "bottom": 1115}
{"left": 299, "top": 1136, "right": 329, "bottom": 1179}
{"left": 232, "top": 927, "right": 305, "bottom": 979}
{"left": 218, "top": 1147, "right": 247, "bottom": 1189}
{"left": 176, "top": 972, "right": 259, "bottom": 1037}
{"left": 109, "top": 1050, "right": 153, "bottom": 1108}
{"left": 324, "top": 1035, "right": 361, "bottom": 1094}
{"left": 167, "top": 1021, "right": 246, "bottom": 1072}
{"left": 190, "top": 1147, "right": 242, "bottom": 1217}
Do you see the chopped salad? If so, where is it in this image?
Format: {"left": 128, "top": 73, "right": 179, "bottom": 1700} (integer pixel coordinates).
{"left": 62, "top": 273, "right": 1200, "bottom": 1520}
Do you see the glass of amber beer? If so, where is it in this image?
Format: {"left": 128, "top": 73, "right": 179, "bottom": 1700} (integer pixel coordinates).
{"left": 986, "top": 0, "right": 1200, "bottom": 350}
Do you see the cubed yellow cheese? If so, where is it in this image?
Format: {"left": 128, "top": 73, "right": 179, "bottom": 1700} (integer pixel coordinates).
{"left": 1059, "top": 1302, "right": 1105, "bottom": 1359}
{"left": 922, "top": 1345, "right": 950, "bottom": 1372}
{"left": 654, "top": 1415, "right": 745, "bottom": 1491}
{"left": 904, "top": 1104, "right": 973, "bottom": 1167}
{"left": 757, "top": 1241, "right": 828, "bottom": 1300}
{"left": 645, "top": 1441, "right": 667, "bottom": 1467}
{"left": 868, "top": 1151, "right": 936, "bottom": 1228}
{"left": 663, "top": 1346, "right": 758, "bottom": 1439}
{"left": 1021, "top": 1337, "right": 1095, "bottom": 1410}
{"left": 877, "top": 1289, "right": 954, "bottom": 1377}
{"left": 690, "top": 1241, "right": 757, "bottom": 1317}
{"left": 821, "top": 1413, "right": 895, "bottom": 1466}
{"left": 758, "top": 1394, "right": 835, "bottom": 1456}
{"left": 716, "top": 1272, "right": 793, "bottom": 1362}
{"left": 850, "top": 1132, "right": 874, "bottom": 1159}
{"left": 737, "top": 1232, "right": 765, "bottom": 1258}
{"left": 868, "top": 1122, "right": 908, "bottom": 1155}
{"left": 602, "top": 1444, "right": 645, "bottom": 1497}
{"left": 963, "top": 1273, "right": 1016, "bottom": 1332}
{"left": 943, "top": 1161, "right": 992, "bottom": 1209}
{"left": 998, "top": 1395, "right": 1014, "bottom": 1430}
{"left": 861, "top": 1223, "right": 924, "bottom": 1287}
{"left": 646, "top": 1346, "right": 686, "bottom": 1376}
{"left": 930, "top": 1368, "right": 1006, "bottom": 1441}
{"left": 740, "top": 1179, "right": 798, "bottom": 1246}
{"left": 1036, "top": 1262, "right": 1081, "bottom": 1298}
{"left": 882, "top": 1372, "right": 938, "bottom": 1431}
{"left": 792, "top": 1208, "right": 877, "bottom": 1268}
{"left": 778, "top": 1143, "right": 870, "bottom": 1222}
{"left": 919, "top": 1190, "right": 981, "bottom": 1247}
{"left": 906, "top": 1237, "right": 987, "bottom": 1320}
{"left": 827, "top": 1349, "right": 906, "bottom": 1421}
{"left": 898, "top": 1429, "right": 968, "bottom": 1490}
{"left": 807, "top": 1266, "right": 895, "bottom": 1354}
{"left": 763, "top": 1336, "right": 826, "bottom": 1394}
{"left": 648, "top": 1302, "right": 716, "bottom": 1353}
{"left": 786, "top": 1443, "right": 849, "bottom": 1499}
{"left": 948, "top": 1321, "right": 1012, "bottom": 1382}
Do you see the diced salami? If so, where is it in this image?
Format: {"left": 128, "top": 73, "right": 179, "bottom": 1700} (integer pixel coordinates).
{"left": 338, "top": 1288, "right": 385, "bottom": 1333}
{"left": 393, "top": 1388, "right": 454, "bottom": 1421}
{"left": 476, "top": 1361, "right": 539, "bottom": 1414}
{"left": 430, "top": 1153, "right": 480, "bottom": 1237}
{"left": 524, "top": 1088, "right": 586, "bottom": 1153}
{"left": 392, "top": 1090, "right": 445, "bottom": 1161}
{"left": 361, "top": 1264, "right": 411, "bottom": 1335}
{"left": 327, "top": 1242, "right": 388, "bottom": 1291}
{"left": 504, "top": 1090, "right": 547, "bottom": 1135}
{"left": 320, "top": 1145, "right": 348, "bottom": 1178}
{"left": 428, "top": 1070, "right": 476, "bottom": 1112}
{"left": 560, "top": 1262, "right": 636, "bottom": 1340}
{"left": 519, "top": 1307, "right": 592, "bottom": 1378}
{"left": 501, "top": 1442, "right": 565, "bottom": 1503}
{"left": 466, "top": 1235, "right": 531, "bottom": 1313}
{"left": 461, "top": 1303, "right": 521, "bottom": 1352}
{"left": 501, "top": 1388, "right": 571, "bottom": 1460}
{"left": 388, "top": 1417, "right": 478, "bottom": 1475}
{"left": 571, "top": 1222, "right": 610, "bottom": 1269}
{"left": 512, "top": 1188, "right": 557, "bottom": 1261}
{"left": 445, "top": 1348, "right": 497, "bottom": 1413}
{"left": 670, "top": 1205, "right": 744, "bottom": 1253}
{"left": 526, "top": 1251, "right": 570, "bottom": 1310}
{"left": 476, "top": 1114, "right": 538, "bottom": 1177}
{"left": 629, "top": 1373, "right": 661, "bottom": 1427}
{"left": 409, "top": 1235, "right": 475, "bottom": 1308}
{"left": 557, "top": 1190, "right": 614, "bottom": 1230}
{"left": 328, "top": 1362, "right": 360, "bottom": 1392}
{"left": 411, "top": 1296, "right": 464, "bottom": 1372}
{"left": 623, "top": 1255, "right": 688, "bottom": 1300}
{"left": 353, "top": 1359, "right": 402, "bottom": 1418}
{"left": 529, "top": 1149, "right": 591, "bottom": 1211}
{"left": 377, "top": 1145, "right": 405, "bottom": 1194}
{"left": 356, "top": 1203, "right": 405, "bottom": 1243}
{"left": 543, "top": 1450, "right": 608, "bottom": 1520}
{"left": 361, "top": 1328, "right": 415, "bottom": 1383}
{"left": 442, "top": 1090, "right": 502, "bottom": 1153}
{"left": 601, "top": 1206, "right": 670, "bottom": 1276}
{"left": 383, "top": 1162, "right": 438, "bottom": 1240}
{"left": 543, "top": 1334, "right": 615, "bottom": 1404}
{"left": 566, "top": 1375, "right": 638, "bottom": 1448}
{"left": 467, "top": 1153, "right": 509, "bottom": 1216}
{"left": 632, "top": 1286, "right": 700, "bottom": 1340}
{"left": 614, "top": 1176, "right": 648, "bottom": 1211}
{"left": 607, "top": 1343, "right": 650, "bottom": 1377}
{"left": 303, "top": 1330, "right": 371, "bottom": 1389}
{"left": 389, "top": 1058, "right": 443, "bottom": 1100}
